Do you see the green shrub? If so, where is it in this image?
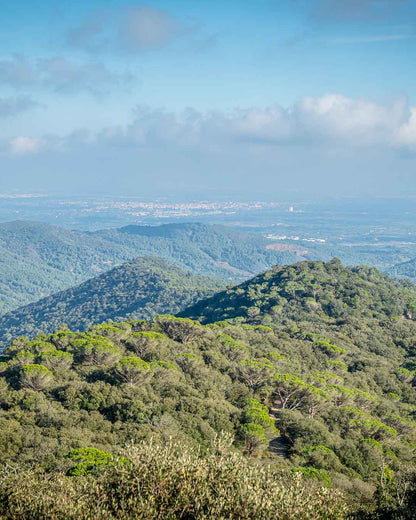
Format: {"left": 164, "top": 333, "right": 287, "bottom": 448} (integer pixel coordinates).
{"left": 0, "top": 436, "right": 349, "bottom": 519}
{"left": 66, "top": 447, "right": 114, "bottom": 476}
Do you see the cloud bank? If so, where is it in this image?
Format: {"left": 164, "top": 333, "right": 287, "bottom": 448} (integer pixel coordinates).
{"left": 91, "top": 94, "right": 416, "bottom": 151}
{"left": 8, "top": 93, "right": 416, "bottom": 155}
{"left": 4, "top": 93, "right": 416, "bottom": 200}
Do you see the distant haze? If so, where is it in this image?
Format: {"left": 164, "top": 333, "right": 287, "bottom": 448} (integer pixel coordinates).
{"left": 0, "top": 1, "right": 415, "bottom": 198}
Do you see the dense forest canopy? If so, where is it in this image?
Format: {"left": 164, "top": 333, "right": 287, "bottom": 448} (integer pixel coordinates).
{"left": 0, "top": 220, "right": 299, "bottom": 314}
{"left": 1, "top": 260, "right": 416, "bottom": 518}
{"left": 3, "top": 219, "right": 416, "bottom": 318}
{"left": 181, "top": 258, "right": 416, "bottom": 325}
{"left": 0, "top": 256, "right": 223, "bottom": 348}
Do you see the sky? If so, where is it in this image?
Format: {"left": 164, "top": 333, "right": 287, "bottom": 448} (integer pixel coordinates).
{"left": 0, "top": 0, "right": 416, "bottom": 199}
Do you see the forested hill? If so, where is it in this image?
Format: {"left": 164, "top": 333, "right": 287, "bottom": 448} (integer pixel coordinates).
{"left": 93, "top": 222, "right": 299, "bottom": 278}
{"left": 0, "top": 220, "right": 299, "bottom": 314}
{"left": 0, "top": 256, "right": 223, "bottom": 347}
{"left": 181, "top": 258, "right": 416, "bottom": 325}
{"left": 388, "top": 257, "right": 416, "bottom": 283}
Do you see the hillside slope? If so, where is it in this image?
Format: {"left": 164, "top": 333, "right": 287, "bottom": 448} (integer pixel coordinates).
{"left": 0, "top": 220, "right": 299, "bottom": 314}
{"left": 181, "top": 257, "right": 416, "bottom": 325}
{"left": 388, "top": 257, "right": 416, "bottom": 282}
{"left": 0, "top": 256, "right": 223, "bottom": 346}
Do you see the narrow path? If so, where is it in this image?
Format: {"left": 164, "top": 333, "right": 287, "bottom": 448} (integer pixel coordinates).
{"left": 268, "top": 436, "right": 289, "bottom": 458}
{"left": 268, "top": 404, "right": 289, "bottom": 458}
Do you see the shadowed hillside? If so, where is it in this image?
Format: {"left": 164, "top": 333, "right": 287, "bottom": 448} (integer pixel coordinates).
{"left": 0, "top": 256, "right": 223, "bottom": 346}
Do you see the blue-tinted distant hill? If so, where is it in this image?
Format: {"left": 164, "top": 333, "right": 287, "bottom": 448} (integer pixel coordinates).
{"left": 387, "top": 258, "right": 416, "bottom": 282}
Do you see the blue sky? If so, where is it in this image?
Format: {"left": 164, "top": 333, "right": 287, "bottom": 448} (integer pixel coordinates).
{"left": 1, "top": 0, "right": 416, "bottom": 198}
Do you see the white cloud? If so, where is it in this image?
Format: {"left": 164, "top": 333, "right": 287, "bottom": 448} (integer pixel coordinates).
{"left": 10, "top": 136, "right": 42, "bottom": 155}
{"left": 95, "top": 94, "right": 416, "bottom": 150}
{"left": 394, "top": 107, "right": 416, "bottom": 149}
{"left": 294, "top": 94, "right": 409, "bottom": 145}
{"left": 9, "top": 94, "right": 416, "bottom": 157}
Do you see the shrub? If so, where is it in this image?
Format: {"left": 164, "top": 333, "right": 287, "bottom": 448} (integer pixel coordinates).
{"left": 0, "top": 436, "right": 349, "bottom": 519}
{"left": 66, "top": 447, "right": 114, "bottom": 476}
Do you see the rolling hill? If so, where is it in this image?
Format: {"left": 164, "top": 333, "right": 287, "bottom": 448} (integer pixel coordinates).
{"left": 0, "top": 256, "right": 223, "bottom": 346}
{"left": 0, "top": 220, "right": 300, "bottom": 314}
{"left": 181, "top": 257, "right": 416, "bottom": 325}
{"left": 387, "top": 257, "right": 416, "bottom": 283}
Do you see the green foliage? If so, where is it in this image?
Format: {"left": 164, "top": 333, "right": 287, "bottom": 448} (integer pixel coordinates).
{"left": 239, "top": 423, "right": 269, "bottom": 455}
{"left": 0, "top": 221, "right": 296, "bottom": 316}
{"left": 314, "top": 340, "right": 347, "bottom": 357}
{"left": 37, "top": 350, "right": 73, "bottom": 369}
{"left": 15, "top": 349, "right": 35, "bottom": 366}
{"left": 154, "top": 315, "right": 204, "bottom": 343}
{"left": 244, "top": 399, "right": 278, "bottom": 432}
{"left": 115, "top": 357, "right": 151, "bottom": 385}
{"left": 72, "top": 338, "right": 121, "bottom": 366}
{"left": 28, "top": 340, "right": 57, "bottom": 353}
{"left": 1, "top": 259, "right": 416, "bottom": 516}
{"left": 293, "top": 466, "right": 333, "bottom": 487}
{"left": 182, "top": 259, "right": 416, "bottom": 325}
{"left": 66, "top": 447, "right": 114, "bottom": 476}
{"left": 126, "top": 331, "right": 168, "bottom": 358}
{"left": 19, "top": 364, "right": 53, "bottom": 391}
{"left": 238, "top": 358, "right": 274, "bottom": 390}
{"left": 0, "top": 436, "right": 348, "bottom": 519}
{"left": 349, "top": 418, "right": 398, "bottom": 438}
{"left": 149, "top": 360, "right": 176, "bottom": 371}
{"left": 0, "top": 257, "right": 223, "bottom": 347}
{"left": 217, "top": 334, "right": 249, "bottom": 361}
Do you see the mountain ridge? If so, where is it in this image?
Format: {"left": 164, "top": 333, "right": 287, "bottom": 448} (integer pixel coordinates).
{"left": 0, "top": 220, "right": 299, "bottom": 314}
{"left": 181, "top": 258, "right": 416, "bottom": 325}
{"left": 0, "top": 256, "right": 223, "bottom": 347}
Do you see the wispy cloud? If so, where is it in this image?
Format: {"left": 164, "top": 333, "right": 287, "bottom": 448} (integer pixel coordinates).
{"left": 0, "top": 54, "right": 133, "bottom": 96}
{"left": 0, "top": 96, "right": 39, "bottom": 118}
{"left": 329, "top": 33, "right": 412, "bottom": 43}
{"left": 66, "top": 5, "right": 194, "bottom": 54}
